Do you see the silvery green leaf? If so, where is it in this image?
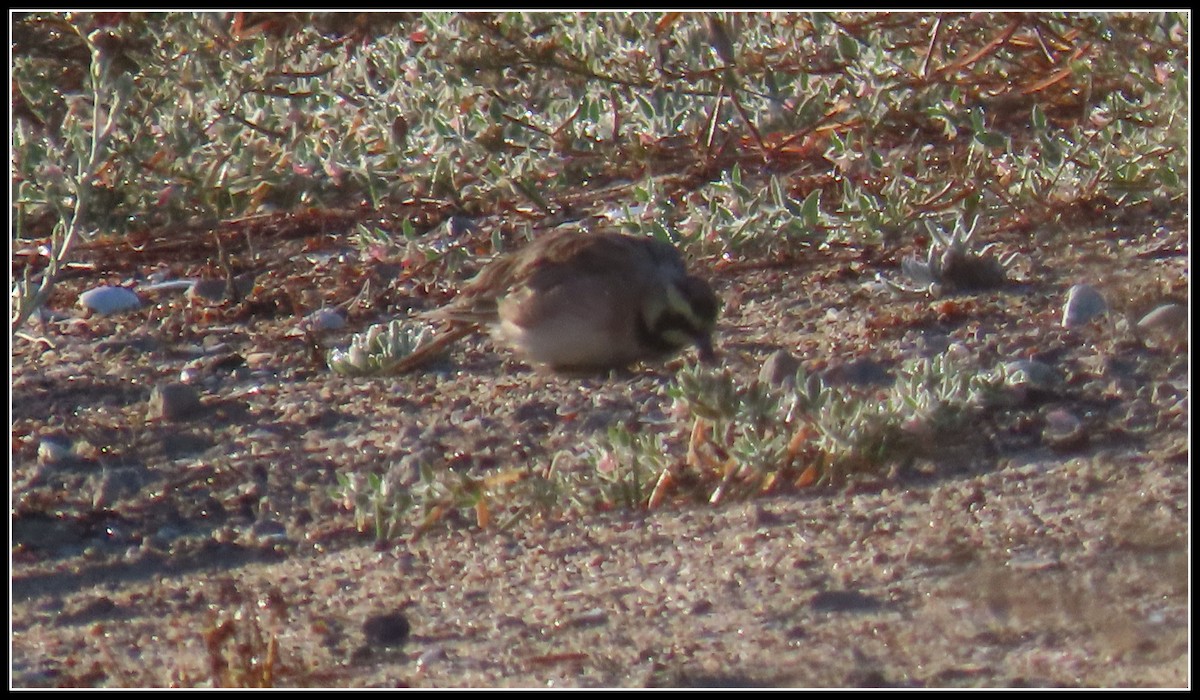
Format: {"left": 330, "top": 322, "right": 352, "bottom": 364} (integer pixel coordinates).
{"left": 329, "top": 319, "right": 437, "bottom": 376}
{"left": 900, "top": 256, "right": 937, "bottom": 286}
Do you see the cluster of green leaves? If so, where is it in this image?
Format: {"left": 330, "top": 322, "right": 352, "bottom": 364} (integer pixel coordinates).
{"left": 683, "top": 165, "right": 825, "bottom": 257}
{"left": 330, "top": 459, "right": 534, "bottom": 543}
{"left": 509, "top": 350, "right": 1006, "bottom": 516}
{"left": 330, "top": 469, "right": 414, "bottom": 543}
{"left": 810, "top": 13, "right": 1187, "bottom": 243}
{"left": 326, "top": 317, "right": 436, "bottom": 376}
{"left": 576, "top": 426, "right": 677, "bottom": 511}
{"left": 11, "top": 14, "right": 1186, "bottom": 288}
{"left": 15, "top": 13, "right": 1185, "bottom": 237}
{"left": 887, "top": 216, "right": 1016, "bottom": 295}
{"left": 12, "top": 17, "right": 137, "bottom": 331}
{"left": 578, "top": 349, "right": 1006, "bottom": 511}
{"left": 796, "top": 352, "right": 1003, "bottom": 475}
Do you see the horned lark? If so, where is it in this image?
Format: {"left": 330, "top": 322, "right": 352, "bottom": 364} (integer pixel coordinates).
{"left": 397, "top": 228, "right": 719, "bottom": 373}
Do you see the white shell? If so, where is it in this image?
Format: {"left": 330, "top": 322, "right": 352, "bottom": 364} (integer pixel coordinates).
{"left": 1061, "top": 284, "right": 1106, "bottom": 328}
{"left": 1136, "top": 303, "right": 1187, "bottom": 348}
{"left": 1137, "top": 303, "right": 1186, "bottom": 333}
{"left": 78, "top": 285, "right": 142, "bottom": 315}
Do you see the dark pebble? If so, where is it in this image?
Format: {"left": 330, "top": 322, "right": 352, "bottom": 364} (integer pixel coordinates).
{"left": 147, "top": 382, "right": 204, "bottom": 421}
{"left": 362, "top": 610, "right": 411, "bottom": 648}
{"left": 809, "top": 589, "right": 884, "bottom": 613}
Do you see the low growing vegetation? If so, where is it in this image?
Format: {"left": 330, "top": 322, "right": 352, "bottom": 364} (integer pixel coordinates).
{"left": 12, "top": 12, "right": 1187, "bottom": 542}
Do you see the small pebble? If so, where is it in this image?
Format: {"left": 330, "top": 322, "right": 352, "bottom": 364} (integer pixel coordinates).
{"left": 78, "top": 285, "right": 141, "bottom": 315}
{"left": 1136, "top": 303, "right": 1187, "bottom": 349}
{"left": 147, "top": 382, "right": 204, "bottom": 421}
{"left": 362, "top": 610, "right": 411, "bottom": 648}
{"left": 186, "top": 278, "right": 230, "bottom": 304}
{"left": 1043, "top": 408, "right": 1085, "bottom": 448}
{"left": 758, "top": 348, "right": 802, "bottom": 388}
{"left": 37, "top": 436, "right": 74, "bottom": 465}
{"left": 1062, "top": 284, "right": 1107, "bottom": 328}
{"left": 1004, "top": 359, "right": 1060, "bottom": 392}
{"left": 92, "top": 467, "right": 147, "bottom": 510}
{"left": 301, "top": 307, "right": 347, "bottom": 333}
{"left": 415, "top": 646, "right": 447, "bottom": 673}
{"left": 250, "top": 519, "right": 289, "bottom": 545}
{"left": 187, "top": 274, "right": 256, "bottom": 304}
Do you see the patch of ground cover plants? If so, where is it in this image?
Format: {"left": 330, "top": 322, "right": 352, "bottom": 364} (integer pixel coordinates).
{"left": 10, "top": 11, "right": 1188, "bottom": 688}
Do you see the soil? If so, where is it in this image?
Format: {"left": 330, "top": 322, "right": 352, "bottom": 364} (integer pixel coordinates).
{"left": 9, "top": 202, "right": 1189, "bottom": 688}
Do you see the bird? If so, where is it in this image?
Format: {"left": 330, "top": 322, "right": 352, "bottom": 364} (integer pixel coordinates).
{"left": 394, "top": 228, "right": 720, "bottom": 373}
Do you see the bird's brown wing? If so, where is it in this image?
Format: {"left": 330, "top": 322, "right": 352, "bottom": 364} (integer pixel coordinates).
{"left": 424, "top": 229, "right": 637, "bottom": 324}
{"left": 408, "top": 230, "right": 688, "bottom": 371}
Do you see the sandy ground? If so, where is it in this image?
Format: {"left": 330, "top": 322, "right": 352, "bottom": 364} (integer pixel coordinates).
{"left": 10, "top": 207, "right": 1189, "bottom": 687}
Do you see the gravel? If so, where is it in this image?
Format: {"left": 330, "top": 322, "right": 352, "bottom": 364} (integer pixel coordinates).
{"left": 10, "top": 209, "right": 1188, "bottom": 688}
